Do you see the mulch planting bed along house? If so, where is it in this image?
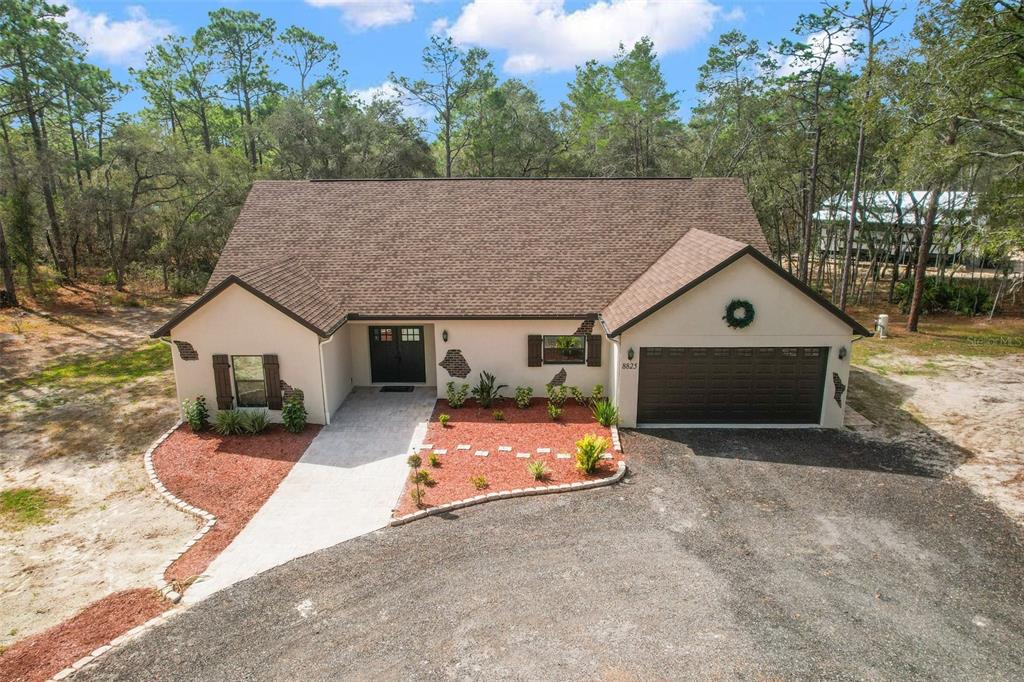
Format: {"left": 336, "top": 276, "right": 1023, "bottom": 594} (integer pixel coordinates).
{"left": 394, "top": 398, "right": 620, "bottom": 516}
{"left": 152, "top": 424, "right": 321, "bottom": 584}
{"left": 0, "top": 588, "right": 169, "bottom": 682}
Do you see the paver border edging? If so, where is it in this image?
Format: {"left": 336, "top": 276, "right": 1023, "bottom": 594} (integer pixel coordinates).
{"left": 390, "top": 460, "right": 627, "bottom": 526}
{"left": 141, "top": 420, "right": 218, "bottom": 603}
{"left": 48, "top": 421, "right": 211, "bottom": 681}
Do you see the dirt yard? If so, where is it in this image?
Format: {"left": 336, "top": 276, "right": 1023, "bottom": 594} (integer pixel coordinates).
{"left": 0, "top": 283, "right": 195, "bottom": 649}
{"left": 849, "top": 313, "right": 1024, "bottom": 523}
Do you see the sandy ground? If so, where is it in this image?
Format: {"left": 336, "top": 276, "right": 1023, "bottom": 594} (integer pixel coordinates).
{"left": 0, "top": 290, "right": 195, "bottom": 648}
{"left": 850, "top": 353, "right": 1024, "bottom": 524}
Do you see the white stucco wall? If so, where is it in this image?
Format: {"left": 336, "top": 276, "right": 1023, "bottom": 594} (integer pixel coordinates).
{"left": 167, "top": 284, "right": 328, "bottom": 424}
{"left": 321, "top": 323, "right": 352, "bottom": 420}
{"left": 612, "top": 254, "right": 856, "bottom": 428}
{"left": 433, "top": 320, "right": 611, "bottom": 398}
{"left": 348, "top": 322, "right": 437, "bottom": 386}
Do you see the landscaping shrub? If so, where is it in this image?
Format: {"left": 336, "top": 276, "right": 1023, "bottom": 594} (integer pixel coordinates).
{"left": 893, "top": 276, "right": 994, "bottom": 316}
{"left": 546, "top": 384, "right": 569, "bottom": 407}
{"left": 213, "top": 409, "right": 245, "bottom": 436}
{"left": 281, "top": 394, "right": 307, "bottom": 433}
{"left": 412, "top": 469, "right": 435, "bottom": 487}
{"left": 547, "top": 402, "right": 563, "bottom": 421}
{"left": 409, "top": 487, "right": 425, "bottom": 508}
{"left": 407, "top": 453, "right": 422, "bottom": 469}
{"left": 526, "top": 460, "right": 549, "bottom": 481}
{"left": 590, "top": 384, "right": 604, "bottom": 403}
{"left": 428, "top": 453, "right": 441, "bottom": 467}
{"left": 591, "top": 399, "right": 618, "bottom": 427}
{"left": 514, "top": 386, "right": 533, "bottom": 408}
{"left": 471, "top": 475, "right": 488, "bottom": 490}
{"left": 570, "top": 386, "right": 586, "bottom": 405}
{"left": 471, "top": 370, "right": 507, "bottom": 408}
{"left": 575, "top": 433, "right": 610, "bottom": 474}
{"left": 438, "top": 413, "right": 451, "bottom": 427}
{"left": 492, "top": 409, "right": 505, "bottom": 421}
{"left": 182, "top": 396, "right": 208, "bottom": 432}
{"left": 446, "top": 381, "right": 470, "bottom": 408}
{"left": 241, "top": 410, "right": 270, "bottom": 435}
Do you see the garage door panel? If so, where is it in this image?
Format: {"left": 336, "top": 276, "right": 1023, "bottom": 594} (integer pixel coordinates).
{"left": 637, "top": 346, "right": 828, "bottom": 424}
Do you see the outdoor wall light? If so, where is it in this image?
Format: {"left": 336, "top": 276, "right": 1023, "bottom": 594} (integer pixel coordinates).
{"left": 627, "top": 347, "right": 635, "bottom": 361}
{"left": 838, "top": 346, "right": 848, "bottom": 360}
{"left": 442, "top": 329, "right": 449, "bottom": 342}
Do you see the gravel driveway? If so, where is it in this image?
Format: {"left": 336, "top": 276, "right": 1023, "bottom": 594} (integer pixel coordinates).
{"left": 82, "top": 429, "right": 1024, "bottom": 680}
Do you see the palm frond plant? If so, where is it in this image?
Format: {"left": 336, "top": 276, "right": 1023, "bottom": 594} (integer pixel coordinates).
{"left": 471, "top": 371, "right": 507, "bottom": 408}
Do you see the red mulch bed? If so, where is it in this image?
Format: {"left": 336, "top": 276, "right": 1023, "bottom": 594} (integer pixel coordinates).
{"left": 394, "top": 398, "right": 620, "bottom": 516}
{"left": 152, "top": 424, "right": 321, "bottom": 583}
{"left": 0, "top": 588, "right": 169, "bottom": 682}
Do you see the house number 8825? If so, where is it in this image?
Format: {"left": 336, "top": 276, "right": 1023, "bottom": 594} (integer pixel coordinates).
{"left": 621, "top": 362, "right": 638, "bottom": 370}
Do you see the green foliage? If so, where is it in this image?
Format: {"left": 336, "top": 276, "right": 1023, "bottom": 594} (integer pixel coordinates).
{"left": 514, "top": 386, "right": 533, "bottom": 409}
{"left": 22, "top": 343, "right": 170, "bottom": 389}
{"left": 214, "top": 409, "right": 245, "bottom": 436}
{"left": 546, "top": 384, "right": 569, "bottom": 408}
{"left": 281, "top": 394, "right": 307, "bottom": 433}
{"left": 428, "top": 453, "right": 441, "bottom": 467}
{"left": 575, "top": 434, "right": 610, "bottom": 474}
{"left": 409, "top": 486, "right": 425, "bottom": 508}
{"left": 182, "top": 396, "right": 209, "bottom": 432}
{"left": 894, "top": 277, "right": 994, "bottom": 316}
{"left": 547, "top": 402, "right": 563, "bottom": 421}
{"left": 570, "top": 386, "right": 586, "bottom": 405}
{"left": 470, "top": 475, "right": 489, "bottom": 490}
{"left": 438, "top": 413, "right": 451, "bottom": 427}
{"left": 591, "top": 399, "right": 619, "bottom": 427}
{"left": 471, "top": 371, "right": 507, "bottom": 408}
{"left": 590, "top": 384, "right": 604, "bottom": 403}
{"left": 241, "top": 409, "right": 270, "bottom": 435}
{"left": 492, "top": 409, "right": 504, "bottom": 421}
{"left": 0, "top": 487, "right": 66, "bottom": 528}
{"left": 526, "top": 460, "right": 549, "bottom": 481}
{"left": 406, "top": 453, "right": 422, "bottom": 469}
{"left": 446, "top": 382, "right": 469, "bottom": 408}
{"left": 411, "top": 469, "right": 434, "bottom": 487}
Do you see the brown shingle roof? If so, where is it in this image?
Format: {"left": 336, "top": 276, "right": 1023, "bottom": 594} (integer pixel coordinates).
{"left": 601, "top": 229, "right": 748, "bottom": 333}
{"left": 154, "top": 178, "right": 771, "bottom": 337}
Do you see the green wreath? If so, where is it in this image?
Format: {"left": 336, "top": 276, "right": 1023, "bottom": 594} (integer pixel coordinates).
{"left": 723, "top": 299, "right": 755, "bottom": 329}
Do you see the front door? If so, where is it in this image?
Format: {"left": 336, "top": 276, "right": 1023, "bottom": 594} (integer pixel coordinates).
{"left": 369, "top": 326, "right": 426, "bottom": 383}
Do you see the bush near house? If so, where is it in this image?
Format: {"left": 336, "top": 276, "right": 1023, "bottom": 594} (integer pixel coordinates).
{"left": 575, "top": 434, "right": 610, "bottom": 474}
{"left": 446, "top": 381, "right": 470, "bottom": 408}
{"left": 281, "top": 394, "right": 307, "bottom": 433}
{"left": 182, "top": 396, "right": 208, "bottom": 432}
{"left": 894, "top": 277, "right": 994, "bottom": 316}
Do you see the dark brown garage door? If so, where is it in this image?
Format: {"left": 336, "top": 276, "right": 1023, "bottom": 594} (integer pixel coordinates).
{"left": 637, "top": 347, "right": 828, "bottom": 424}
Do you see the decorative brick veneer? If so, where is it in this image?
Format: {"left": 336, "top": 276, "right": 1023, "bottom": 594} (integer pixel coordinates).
{"left": 172, "top": 340, "right": 198, "bottom": 361}
{"left": 438, "top": 349, "right": 471, "bottom": 378}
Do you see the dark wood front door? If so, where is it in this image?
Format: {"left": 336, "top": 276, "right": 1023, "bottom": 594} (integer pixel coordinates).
{"left": 636, "top": 346, "right": 828, "bottom": 424}
{"left": 369, "top": 326, "right": 426, "bottom": 383}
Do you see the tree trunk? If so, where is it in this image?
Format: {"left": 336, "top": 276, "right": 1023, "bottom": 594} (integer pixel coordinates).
{"left": 0, "top": 216, "right": 18, "bottom": 307}
{"left": 906, "top": 186, "right": 940, "bottom": 332}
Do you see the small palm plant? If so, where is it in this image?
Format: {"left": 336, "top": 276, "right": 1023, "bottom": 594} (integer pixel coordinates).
{"left": 526, "top": 460, "right": 549, "bottom": 481}
{"left": 591, "top": 399, "right": 618, "bottom": 427}
{"left": 575, "top": 433, "right": 610, "bottom": 474}
{"left": 471, "top": 371, "right": 507, "bottom": 408}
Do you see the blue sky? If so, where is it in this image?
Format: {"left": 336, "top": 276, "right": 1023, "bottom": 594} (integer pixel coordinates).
{"left": 64, "top": 1, "right": 919, "bottom": 120}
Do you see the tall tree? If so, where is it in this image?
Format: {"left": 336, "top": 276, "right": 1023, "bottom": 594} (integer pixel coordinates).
{"left": 277, "top": 26, "right": 340, "bottom": 99}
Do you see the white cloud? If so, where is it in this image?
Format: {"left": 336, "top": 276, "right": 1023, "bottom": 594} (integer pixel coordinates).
{"left": 723, "top": 6, "right": 746, "bottom": 22}
{"left": 443, "top": 0, "right": 720, "bottom": 74}
{"left": 777, "top": 28, "right": 859, "bottom": 77}
{"left": 306, "top": 0, "right": 416, "bottom": 29}
{"left": 351, "top": 81, "right": 432, "bottom": 120}
{"left": 63, "top": 3, "right": 174, "bottom": 66}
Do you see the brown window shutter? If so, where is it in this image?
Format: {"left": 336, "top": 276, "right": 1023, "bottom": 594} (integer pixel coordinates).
{"left": 586, "top": 334, "right": 602, "bottom": 367}
{"left": 212, "top": 355, "right": 233, "bottom": 410}
{"left": 528, "top": 335, "right": 543, "bottom": 367}
{"left": 263, "top": 354, "right": 282, "bottom": 409}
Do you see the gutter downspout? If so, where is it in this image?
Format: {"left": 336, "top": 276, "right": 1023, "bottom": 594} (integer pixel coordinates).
{"left": 157, "top": 336, "right": 183, "bottom": 421}
{"left": 596, "top": 316, "right": 620, "bottom": 411}
{"left": 318, "top": 333, "right": 336, "bottom": 426}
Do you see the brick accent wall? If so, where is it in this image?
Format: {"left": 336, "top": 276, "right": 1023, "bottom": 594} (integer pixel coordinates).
{"left": 574, "top": 320, "right": 595, "bottom": 335}
{"left": 548, "top": 368, "right": 567, "bottom": 387}
{"left": 438, "top": 349, "right": 471, "bottom": 378}
{"left": 173, "top": 341, "right": 198, "bottom": 361}
{"left": 281, "top": 380, "right": 304, "bottom": 404}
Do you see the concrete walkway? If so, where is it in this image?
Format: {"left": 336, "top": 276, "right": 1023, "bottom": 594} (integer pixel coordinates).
{"left": 184, "top": 386, "right": 435, "bottom": 603}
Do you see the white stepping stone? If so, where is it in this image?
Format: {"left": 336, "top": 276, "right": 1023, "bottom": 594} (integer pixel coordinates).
{"left": 516, "top": 452, "right": 530, "bottom": 459}
{"left": 456, "top": 444, "right": 472, "bottom": 450}
{"left": 556, "top": 453, "right": 571, "bottom": 459}
{"left": 432, "top": 449, "right": 447, "bottom": 455}
{"left": 536, "top": 447, "right": 551, "bottom": 454}
{"left": 416, "top": 444, "right": 433, "bottom": 450}
{"left": 474, "top": 450, "right": 489, "bottom": 457}
{"left": 497, "top": 445, "right": 512, "bottom": 452}
{"left": 600, "top": 453, "right": 613, "bottom": 460}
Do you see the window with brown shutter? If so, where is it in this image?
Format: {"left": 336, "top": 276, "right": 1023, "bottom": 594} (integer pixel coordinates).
{"left": 586, "top": 334, "right": 602, "bottom": 367}
{"left": 263, "top": 354, "right": 282, "bottom": 409}
{"left": 212, "top": 354, "right": 233, "bottom": 410}
{"left": 527, "top": 335, "right": 543, "bottom": 367}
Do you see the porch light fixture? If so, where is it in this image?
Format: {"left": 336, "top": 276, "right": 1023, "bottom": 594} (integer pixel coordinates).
{"left": 838, "top": 346, "right": 848, "bottom": 360}
{"left": 627, "top": 347, "right": 635, "bottom": 361}
{"left": 442, "top": 329, "right": 449, "bottom": 343}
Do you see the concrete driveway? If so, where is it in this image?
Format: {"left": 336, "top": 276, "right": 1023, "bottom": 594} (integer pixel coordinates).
{"left": 183, "top": 387, "right": 435, "bottom": 603}
{"left": 87, "top": 429, "right": 1024, "bottom": 679}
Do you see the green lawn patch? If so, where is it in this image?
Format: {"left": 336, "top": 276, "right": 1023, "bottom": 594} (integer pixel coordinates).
{"left": 852, "top": 316, "right": 1024, "bottom": 370}
{"left": 19, "top": 342, "right": 171, "bottom": 389}
{"left": 0, "top": 487, "right": 67, "bottom": 528}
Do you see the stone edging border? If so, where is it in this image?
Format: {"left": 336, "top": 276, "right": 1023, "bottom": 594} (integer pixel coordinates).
{"left": 142, "top": 420, "right": 218, "bottom": 603}
{"left": 49, "top": 421, "right": 212, "bottom": 681}
{"left": 390, "top": 460, "right": 627, "bottom": 527}
{"left": 610, "top": 425, "right": 623, "bottom": 452}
